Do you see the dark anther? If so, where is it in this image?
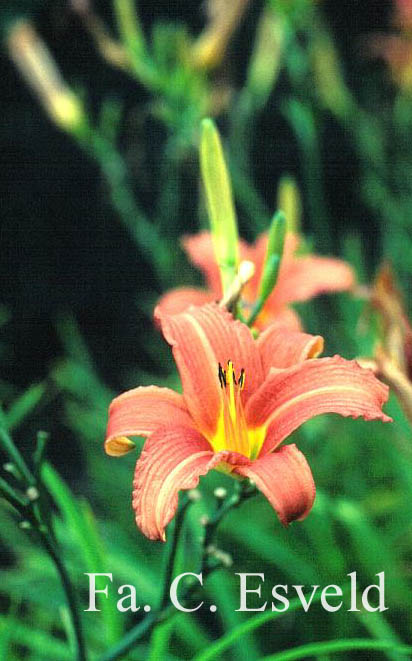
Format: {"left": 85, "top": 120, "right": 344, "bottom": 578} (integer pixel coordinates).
{"left": 218, "top": 363, "right": 226, "bottom": 388}
{"left": 238, "top": 369, "right": 245, "bottom": 388}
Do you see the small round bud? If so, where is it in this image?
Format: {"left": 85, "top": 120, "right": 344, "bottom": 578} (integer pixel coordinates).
{"left": 214, "top": 548, "right": 233, "bottom": 567}
{"left": 26, "top": 486, "right": 39, "bottom": 501}
{"left": 188, "top": 489, "right": 201, "bottom": 502}
{"left": 213, "top": 487, "right": 227, "bottom": 500}
{"left": 19, "top": 520, "right": 31, "bottom": 530}
{"left": 200, "top": 515, "right": 209, "bottom": 526}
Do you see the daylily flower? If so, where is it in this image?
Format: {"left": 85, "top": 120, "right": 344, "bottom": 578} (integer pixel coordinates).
{"left": 394, "top": 0, "right": 412, "bottom": 29}
{"left": 368, "top": 0, "right": 412, "bottom": 90}
{"left": 157, "top": 232, "right": 354, "bottom": 331}
{"left": 105, "top": 303, "right": 390, "bottom": 541}
{"left": 359, "top": 263, "right": 412, "bottom": 426}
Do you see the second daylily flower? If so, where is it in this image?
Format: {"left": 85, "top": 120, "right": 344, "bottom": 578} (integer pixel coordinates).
{"left": 157, "top": 231, "right": 354, "bottom": 330}
{"left": 105, "top": 303, "right": 390, "bottom": 541}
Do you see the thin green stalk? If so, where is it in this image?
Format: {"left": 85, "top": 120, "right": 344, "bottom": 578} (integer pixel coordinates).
{"left": 97, "top": 501, "right": 195, "bottom": 661}
{"left": 113, "top": 0, "right": 156, "bottom": 87}
{"left": 98, "top": 611, "right": 165, "bottom": 661}
{"left": 39, "top": 531, "right": 87, "bottom": 661}
{"left": 192, "top": 590, "right": 327, "bottom": 661}
{"left": 161, "top": 499, "right": 190, "bottom": 610}
{"left": 246, "top": 298, "right": 265, "bottom": 328}
{"left": 203, "top": 481, "right": 256, "bottom": 553}
{"left": 1, "top": 487, "right": 87, "bottom": 661}
{"left": 261, "top": 639, "right": 412, "bottom": 661}
{"left": 0, "top": 477, "right": 27, "bottom": 510}
{"left": 0, "top": 417, "right": 86, "bottom": 661}
{"left": 114, "top": 0, "right": 146, "bottom": 61}
{"left": 99, "top": 484, "right": 256, "bottom": 661}
{"left": 147, "top": 618, "right": 175, "bottom": 661}
{"left": 0, "top": 407, "right": 35, "bottom": 486}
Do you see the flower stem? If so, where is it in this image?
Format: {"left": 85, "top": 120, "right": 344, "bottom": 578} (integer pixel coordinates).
{"left": 99, "top": 483, "right": 256, "bottom": 661}
{"left": 203, "top": 480, "right": 256, "bottom": 563}
{"left": 0, "top": 476, "right": 27, "bottom": 510}
{"left": 0, "top": 407, "right": 35, "bottom": 485}
{"left": 0, "top": 416, "right": 87, "bottom": 661}
{"left": 246, "top": 299, "right": 265, "bottom": 328}
{"left": 161, "top": 498, "right": 191, "bottom": 610}
{"left": 38, "top": 529, "right": 87, "bottom": 661}
{"left": 98, "top": 611, "right": 161, "bottom": 661}
{"left": 261, "top": 638, "right": 412, "bottom": 661}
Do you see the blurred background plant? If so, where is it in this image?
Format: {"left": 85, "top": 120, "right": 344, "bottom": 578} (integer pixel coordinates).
{"left": 1, "top": 0, "right": 412, "bottom": 659}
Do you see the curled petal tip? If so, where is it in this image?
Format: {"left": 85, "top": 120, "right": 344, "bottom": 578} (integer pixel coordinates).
{"left": 105, "top": 436, "right": 136, "bottom": 457}
{"left": 235, "top": 444, "right": 316, "bottom": 526}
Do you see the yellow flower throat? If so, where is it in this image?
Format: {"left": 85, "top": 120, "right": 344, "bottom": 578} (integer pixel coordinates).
{"left": 210, "top": 360, "right": 265, "bottom": 461}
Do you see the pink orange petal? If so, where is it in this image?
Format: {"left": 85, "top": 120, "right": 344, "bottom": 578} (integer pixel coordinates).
{"left": 235, "top": 444, "right": 315, "bottom": 525}
{"left": 239, "top": 233, "right": 299, "bottom": 306}
{"left": 105, "top": 386, "right": 192, "bottom": 455}
{"left": 155, "top": 303, "right": 264, "bottom": 438}
{"left": 254, "top": 306, "right": 303, "bottom": 333}
{"left": 132, "top": 425, "right": 249, "bottom": 540}
{"left": 270, "top": 255, "right": 355, "bottom": 310}
{"left": 246, "top": 356, "right": 391, "bottom": 455}
{"left": 156, "top": 287, "right": 215, "bottom": 320}
{"left": 182, "top": 233, "right": 223, "bottom": 298}
{"left": 257, "top": 326, "right": 324, "bottom": 372}
{"left": 239, "top": 233, "right": 268, "bottom": 301}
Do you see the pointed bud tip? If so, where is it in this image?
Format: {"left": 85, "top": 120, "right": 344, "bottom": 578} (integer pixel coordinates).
{"left": 201, "top": 117, "right": 216, "bottom": 133}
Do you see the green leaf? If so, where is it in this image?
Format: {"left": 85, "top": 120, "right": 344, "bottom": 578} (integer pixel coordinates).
{"left": 5, "top": 382, "right": 46, "bottom": 431}
{"left": 0, "top": 615, "right": 72, "bottom": 660}
{"left": 260, "top": 638, "right": 412, "bottom": 661}
{"left": 192, "top": 590, "right": 326, "bottom": 661}
{"left": 41, "top": 463, "right": 123, "bottom": 646}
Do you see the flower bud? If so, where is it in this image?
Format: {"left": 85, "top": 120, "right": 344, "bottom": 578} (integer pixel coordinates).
{"left": 193, "top": 0, "right": 250, "bottom": 70}
{"left": 246, "top": 6, "right": 285, "bottom": 108}
{"left": 213, "top": 486, "right": 227, "bottom": 500}
{"left": 258, "top": 210, "right": 286, "bottom": 301}
{"left": 200, "top": 118, "right": 239, "bottom": 297}
{"left": 7, "top": 21, "right": 86, "bottom": 134}
{"left": 277, "top": 175, "right": 301, "bottom": 234}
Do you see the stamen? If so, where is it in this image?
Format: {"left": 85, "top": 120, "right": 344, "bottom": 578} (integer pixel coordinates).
{"left": 218, "top": 362, "right": 226, "bottom": 388}
{"left": 238, "top": 369, "right": 245, "bottom": 390}
{"left": 215, "top": 361, "right": 250, "bottom": 456}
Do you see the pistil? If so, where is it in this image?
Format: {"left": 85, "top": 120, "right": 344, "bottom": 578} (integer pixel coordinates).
{"left": 214, "top": 361, "right": 250, "bottom": 456}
